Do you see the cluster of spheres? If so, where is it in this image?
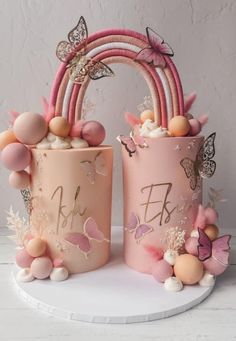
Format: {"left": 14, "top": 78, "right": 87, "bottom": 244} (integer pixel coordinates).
{"left": 0, "top": 112, "right": 106, "bottom": 190}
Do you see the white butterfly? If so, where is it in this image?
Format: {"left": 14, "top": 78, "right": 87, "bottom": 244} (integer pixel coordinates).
{"left": 80, "top": 152, "right": 107, "bottom": 184}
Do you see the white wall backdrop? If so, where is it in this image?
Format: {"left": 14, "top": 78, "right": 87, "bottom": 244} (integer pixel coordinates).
{"left": 0, "top": 0, "right": 235, "bottom": 230}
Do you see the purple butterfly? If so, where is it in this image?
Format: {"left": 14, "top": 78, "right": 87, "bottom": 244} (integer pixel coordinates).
{"left": 197, "top": 228, "right": 231, "bottom": 265}
{"left": 125, "top": 212, "right": 153, "bottom": 243}
{"left": 136, "top": 27, "right": 174, "bottom": 68}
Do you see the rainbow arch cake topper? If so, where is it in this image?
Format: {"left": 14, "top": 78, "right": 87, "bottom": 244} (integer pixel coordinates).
{"left": 49, "top": 16, "right": 184, "bottom": 128}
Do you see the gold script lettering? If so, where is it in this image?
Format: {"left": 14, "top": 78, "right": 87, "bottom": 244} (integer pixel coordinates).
{"left": 51, "top": 185, "right": 87, "bottom": 234}
{"left": 140, "top": 183, "right": 176, "bottom": 225}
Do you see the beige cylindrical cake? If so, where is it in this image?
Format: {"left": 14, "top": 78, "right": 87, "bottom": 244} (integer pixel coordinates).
{"left": 29, "top": 146, "right": 113, "bottom": 274}
{"left": 122, "top": 136, "right": 204, "bottom": 274}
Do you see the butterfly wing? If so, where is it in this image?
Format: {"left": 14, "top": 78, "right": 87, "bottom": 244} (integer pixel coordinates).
{"left": 56, "top": 41, "right": 74, "bottom": 63}
{"left": 69, "top": 57, "right": 88, "bottom": 84}
{"left": 95, "top": 152, "right": 107, "bottom": 176}
{"left": 20, "top": 189, "right": 32, "bottom": 214}
{"left": 197, "top": 133, "right": 216, "bottom": 178}
{"left": 64, "top": 232, "right": 91, "bottom": 254}
{"left": 198, "top": 160, "right": 216, "bottom": 179}
{"left": 117, "top": 135, "right": 136, "bottom": 157}
{"left": 83, "top": 217, "right": 104, "bottom": 242}
{"left": 136, "top": 48, "right": 166, "bottom": 68}
{"left": 134, "top": 224, "right": 153, "bottom": 243}
{"left": 146, "top": 27, "right": 174, "bottom": 56}
{"left": 88, "top": 60, "right": 114, "bottom": 80}
{"left": 68, "top": 16, "right": 88, "bottom": 49}
{"left": 197, "top": 228, "right": 212, "bottom": 261}
{"left": 180, "top": 158, "right": 198, "bottom": 190}
{"left": 125, "top": 212, "right": 139, "bottom": 232}
{"left": 80, "top": 161, "right": 95, "bottom": 184}
{"left": 212, "top": 235, "right": 231, "bottom": 265}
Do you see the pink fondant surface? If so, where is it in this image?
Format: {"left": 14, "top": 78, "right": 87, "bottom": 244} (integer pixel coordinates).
{"left": 30, "top": 146, "right": 113, "bottom": 274}
{"left": 122, "top": 136, "right": 204, "bottom": 274}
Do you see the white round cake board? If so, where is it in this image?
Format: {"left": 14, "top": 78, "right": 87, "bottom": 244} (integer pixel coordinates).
{"left": 12, "top": 227, "right": 214, "bottom": 324}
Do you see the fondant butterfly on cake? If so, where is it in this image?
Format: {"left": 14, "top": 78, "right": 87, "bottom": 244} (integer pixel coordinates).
{"left": 64, "top": 217, "right": 109, "bottom": 258}
{"left": 117, "top": 131, "right": 148, "bottom": 158}
{"left": 180, "top": 133, "right": 216, "bottom": 191}
{"left": 197, "top": 228, "right": 231, "bottom": 265}
{"left": 56, "top": 16, "right": 114, "bottom": 83}
{"left": 136, "top": 27, "right": 174, "bottom": 68}
{"left": 125, "top": 212, "right": 153, "bottom": 243}
{"left": 80, "top": 152, "right": 107, "bottom": 184}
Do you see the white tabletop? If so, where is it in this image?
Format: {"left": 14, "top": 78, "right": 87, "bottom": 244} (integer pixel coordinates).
{"left": 0, "top": 226, "right": 236, "bottom": 341}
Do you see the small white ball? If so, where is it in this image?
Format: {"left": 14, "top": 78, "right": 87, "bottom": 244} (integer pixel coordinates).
{"left": 164, "top": 249, "right": 179, "bottom": 265}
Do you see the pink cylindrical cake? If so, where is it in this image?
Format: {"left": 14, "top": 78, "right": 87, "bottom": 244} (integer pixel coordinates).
{"left": 29, "top": 146, "right": 113, "bottom": 274}
{"left": 122, "top": 136, "right": 204, "bottom": 274}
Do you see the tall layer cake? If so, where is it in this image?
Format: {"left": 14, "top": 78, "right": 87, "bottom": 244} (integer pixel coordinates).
{"left": 0, "top": 17, "right": 230, "bottom": 291}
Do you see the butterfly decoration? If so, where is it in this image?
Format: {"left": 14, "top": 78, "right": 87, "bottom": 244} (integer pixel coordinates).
{"left": 56, "top": 16, "right": 114, "bottom": 84}
{"left": 180, "top": 132, "right": 216, "bottom": 191}
{"left": 117, "top": 131, "right": 148, "bottom": 158}
{"left": 125, "top": 212, "right": 153, "bottom": 243}
{"left": 80, "top": 152, "right": 107, "bottom": 184}
{"left": 20, "top": 189, "right": 33, "bottom": 215}
{"left": 64, "top": 217, "right": 109, "bottom": 258}
{"left": 197, "top": 228, "right": 231, "bottom": 265}
{"left": 135, "top": 27, "right": 174, "bottom": 68}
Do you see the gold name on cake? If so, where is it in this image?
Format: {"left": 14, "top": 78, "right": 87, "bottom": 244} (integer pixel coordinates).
{"left": 51, "top": 185, "right": 87, "bottom": 233}
{"left": 140, "top": 183, "right": 176, "bottom": 226}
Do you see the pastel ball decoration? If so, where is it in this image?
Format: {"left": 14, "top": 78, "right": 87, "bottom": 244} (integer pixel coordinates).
{"left": 168, "top": 116, "right": 190, "bottom": 137}
{"left": 174, "top": 254, "right": 204, "bottom": 285}
{"left": 185, "top": 237, "right": 199, "bottom": 256}
{"left": 204, "top": 207, "right": 218, "bottom": 225}
{"left": 189, "top": 119, "right": 202, "bottom": 136}
{"left": 203, "top": 257, "right": 227, "bottom": 276}
{"left": 30, "top": 257, "right": 53, "bottom": 279}
{"left": 9, "top": 170, "right": 30, "bottom": 189}
{"left": 81, "top": 120, "right": 106, "bottom": 146}
{"left": 16, "top": 248, "right": 34, "bottom": 268}
{"left": 140, "top": 110, "right": 155, "bottom": 123}
{"left": 203, "top": 224, "right": 219, "bottom": 241}
{"left": 1, "top": 143, "right": 31, "bottom": 171}
{"left": 26, "top": 238, "right": 47, "bottom": 257}
{"left": 0, "top": 130, "right": 18, "bottom": 150}
{"left": 69, "top": 120, "right": 85, "bottom": 137}
{"left": 152, "top": 259, "right": 173, "bottom": 283}
{"left": 49, "top": 116, "right": 70, "bottom": 138}
{"left": 13, "top": 112, "right": 48, "bottom": 145}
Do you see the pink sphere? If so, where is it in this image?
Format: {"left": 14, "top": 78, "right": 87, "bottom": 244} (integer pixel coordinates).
{"left": 185, "top": 237, "right": 199, "bottom": 256}
{"left": 189, "top": 119, "right": 202, "bottom": 136}
{"left": 1, "top": 143, "right": 31, "bottom": 171}
{"left": 9, "top": 170, "right": 30, "bottom": 189}
{"left": 13, "top": 112, "right": 48, "bottom": 145}
{"left": 30, "top": 257, "right": 53, "bottom": 279}
{"left": 205, "top": 207, "right": 218, "bottom": 225}
{"left": 204, "top": 257, "right": 227, "bottom": 276}
{"left": 81, "top": 121, "right": 106, "bottom": 146}
{"left": 70, "top": 120, "right": 85, "bottom": 137}
{"left": 152, "top": 259, "right": 173, "bottom": 283}
{"left": 16, "top": 248, "right": 34, "bottom": 268}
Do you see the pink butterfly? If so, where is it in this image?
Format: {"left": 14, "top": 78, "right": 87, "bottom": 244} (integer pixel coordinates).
{"left": 117, "top": 133, "right": 148, "bottom": 158}
{"left": 125, "top": 212, "right": 153, "bottom": 243}
{"left": 64, "top": 217, "right": 109, "bottom": 258}
{"left": 136, "top": 27, "right": 174, "bottom": 68}
{"left": 197, "top": 228, "right": 231, "bottom": 265}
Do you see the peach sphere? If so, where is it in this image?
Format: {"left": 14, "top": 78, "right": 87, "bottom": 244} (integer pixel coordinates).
{"left": 152, "top": 259, "right": 173, "bottom": 283}
{"left": 174, "top": 254, "right": 204, "bottom": 285}
{"left": 1, "top": 143, "right": 31, "bottom": 171}
{"left": 13, "top": 112, "right": 48, "bottom": 145}
{"left": 49, "top": 117, "right": 70, "bottom": 138}
{"left": 140, "top": 110, "right": 155, "bottom": 123}
{"left": 189, "top": 119, "right": 201, "bottom": 136}
{"left": 81, "top": 121, "right": 106, "bottom": 146}
{"left": 203, "top": 225, "right": 219, "bottom": 241}
{"left": 16, "top": 248, "right": 34, "bottom": 268}
{"left": 26, "top": 238, "right": 47, "bottom": 257}
{"left": 168, "top": 116, "right": 190, "bottom": 137}
{"left": 204, "top": 257, "right": 227, "bottom": 276}
{"left": 0, "top": 130, "right": 18, "bottom": 150}
{"left": 30, "top": 257, "right": 53, "bottom": 279}
{"left": 9, "top": 170, "right": 30, "bottom": 189}
{"left": 185, "top": 237, "right": 199, "bottom": 256}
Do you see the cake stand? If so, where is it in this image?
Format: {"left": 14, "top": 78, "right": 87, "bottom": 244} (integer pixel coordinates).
{"left": 12, "top": 227, "right": 213, "bottom": 324}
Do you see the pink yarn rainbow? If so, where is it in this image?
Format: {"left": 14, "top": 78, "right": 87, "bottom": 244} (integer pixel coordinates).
{"left": 49, "top": 28, "right": 184, "bottom": 128}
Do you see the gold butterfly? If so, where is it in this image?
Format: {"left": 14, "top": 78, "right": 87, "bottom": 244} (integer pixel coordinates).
{"left": 80, "top": 152, "right": 108, "bottom": 185}
{"left": 180, "top": 133, "right": 216, "bottom": 191}
{"left": 56, "top": 16, "right": 114, "bottom": 84}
